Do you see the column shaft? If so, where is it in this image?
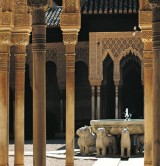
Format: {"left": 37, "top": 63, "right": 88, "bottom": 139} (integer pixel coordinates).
{"left": 14, "top": 45, "right": 26, "bottom": 166}
{"left": 96, "top": 86, "right": 101, "bottom": 119}
{"left": 60, "top": 90, "right": 64, "bottom": 132}
{"left": 0, "top": 44, "right": 10, "bottom": 166}
{"left": 152, "top": 6, "right": 160, "bottom": 166}
{"left": 65, "top": 46, "right": 75, "bottom": 166}
{"left": 115, "top": 85, "right": 119, "bottom": 119}
{"left": 91, "top": 86, "right": 95, "bottom": 120}
{"left": 143, "top": 51, "right": 153, "bottom": 166}
{"left": 32, "top": 8, "right": 46, "bottom": 166}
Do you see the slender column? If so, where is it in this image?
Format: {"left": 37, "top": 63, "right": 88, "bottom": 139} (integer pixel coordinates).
{"left": 0, "top": 43, "right": 10, "bottom": 166}
{"left": 91, "top": 86, "right": 95, "bottom": 120}
{"left": 65, "top": 43, "right": 76, "bottom": 166}
{"left": 96, "top": 86, "right": 101, "bottom": 119}
{"left": 151, "top": 5, "right": 160, "bottom": 166}
{"left": 13, "top": 45, "right": 26, "bottom": 166}
{"left": 60, "top": 89, "right": 64, "bottom": 132}
{"left": 114, "top": 61, "right": 120, "bottom": 119}
{"left": 27, "top": 0, "right": 48, "bottom": 164}
{"left": 115, "top": 84, "right": 119, "bottom": 119}
{"left": 60, "top": 0, "right": 80, "bottom": 165}
{"left": 139, "top": 7, "right": 153, "bottom": 166}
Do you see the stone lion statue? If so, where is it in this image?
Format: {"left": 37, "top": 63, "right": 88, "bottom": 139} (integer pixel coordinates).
{"left": 121, "top": 128, "right": 131, "bottom": 157}
{"left": 135, "top": 134, "right": 144, "bottom": 154}
{"left": 96, "top": 128, "right": 110, "bottom": 157}
{"left": 76, "top": 126, "right": 96, "bottom": 155}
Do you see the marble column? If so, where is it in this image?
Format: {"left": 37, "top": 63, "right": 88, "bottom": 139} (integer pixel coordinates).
{"left": 115, "top": 84, "right": 119, "bottom": 119}
{"left": 27, "top": 0, "right": 48, "bottom": 164}
{"left": 0, "top": 43, "right": 10, "bottom": 166}
{"left": 96, "top": 86, "right": 101, "bottom": 119}
{"left": 151, "top": 5, "right": 160, "bottom": 166}
{"left": 139, "top": 7, "right": 153, "bottom": 166}
{"left": 13, "top": 45, "right": 26, "bottom": 166}
{"left": 60, "top": 0, "right": 80, "bottom": 165}
{"left": 91, "top": 86, "right": 95, "bottom": 120}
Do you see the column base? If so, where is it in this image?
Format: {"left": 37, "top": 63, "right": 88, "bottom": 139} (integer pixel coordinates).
{"left": 66, "top": 163, "right": 74, "bottom": 166}
{"left": 144, "top": 161, "right": 152, "bottom": 166}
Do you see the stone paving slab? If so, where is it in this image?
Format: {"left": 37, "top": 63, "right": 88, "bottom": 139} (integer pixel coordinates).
{"left": 92, "top": 158, "right": 121, "bottom": 166}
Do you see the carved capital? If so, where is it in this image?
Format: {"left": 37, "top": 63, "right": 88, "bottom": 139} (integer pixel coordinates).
{"left": 27, "top": 0, "right": 48, "bottom": 7}
{"left": 141, "top": 30, "right": 152, "bottom": 42}
{"left": 63, "top": 33, "right": 78, "bottom": 45}
{"left": 0, "top": 12, "right": 14, "bottom": 29}
{"left": 60, "top": 13, "right": 81, "bottom": 30}
{"left": 139, "top": 11, "right": 152, "bottom": 29}
{"left": 0, "top": 32, "right": 11, "bottom": 44}
{"left": 14, "top": 14, "right": 32, "bottom": 28}
{"left": 148, "top": 0, "right": 160, "bottom": 7}
{"left": 63, "top": 0, "right": 80, "bottom": 13}
{"left": 11, "top": 33, "right": 30, "bottom": 45}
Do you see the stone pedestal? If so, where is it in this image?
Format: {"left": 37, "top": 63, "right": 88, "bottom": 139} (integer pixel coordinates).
{"left": 0, "top": 43, "right": 10, "bottom": 166}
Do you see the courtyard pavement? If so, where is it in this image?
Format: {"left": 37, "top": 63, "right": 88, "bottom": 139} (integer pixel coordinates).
{"left": 9, "top": 138, "right": 144, "bottom": 166}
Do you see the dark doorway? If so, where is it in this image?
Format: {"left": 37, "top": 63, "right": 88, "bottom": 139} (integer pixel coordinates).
{"left": 101, "top": 55, "right": 115, "bottom": 119}
{"left": 120, "top": 53, "right": 144, "bottom": 119}
{"left": 46, "top": 61, "right": 60, "bottom": 138}
{"left": 75, "top": 61, "right": 91, "bottom": 130}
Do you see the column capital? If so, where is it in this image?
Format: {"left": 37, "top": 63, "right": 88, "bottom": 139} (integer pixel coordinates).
{"left": 139, "top": 11, "right": 152, "bottom": 29}
{"left": 63, "top": 33, "right": 78, "bottom": 45}
{"left": 11, "top": 33, "right": 30, "bottom": 46}
{"left": 0, "top": 32, "right": 11, "bottom": 45}
{"left": 62, "top": 0, "right": 80, "bottom": 13}
{"left": 27, "top": 0, "right": 49, "bottom": 8}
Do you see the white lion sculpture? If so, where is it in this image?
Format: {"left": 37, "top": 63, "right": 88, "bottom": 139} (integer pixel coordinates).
{"left": 76, "top": 126, "right": 96, "bottom": 155}
{"left": 135, "top": 134, "right": 144, "bottom": 154}
{"left": 121, "top": 128, "right": 131, "bottom": 157}
{"left": 96, "top": 128, "right": 110, "bottom": 157}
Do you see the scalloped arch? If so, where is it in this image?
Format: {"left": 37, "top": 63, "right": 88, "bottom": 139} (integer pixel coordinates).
{"left": 102, "top": 49, "right": 115, "bottom": 61}
{"left": 118, "top": 47, "right": 143, "bottom": 62}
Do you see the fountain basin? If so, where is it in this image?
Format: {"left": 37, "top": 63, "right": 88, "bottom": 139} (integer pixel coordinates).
{"left": 90, "top": 119, "right": 144, "bottom": 135}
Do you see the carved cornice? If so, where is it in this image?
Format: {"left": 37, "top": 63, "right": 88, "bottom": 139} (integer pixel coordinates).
{"left": 27, "top": 0, "right": 48, "bottom": 7}
{"left": 11, "top": 33, "right": 30, "bottom": 45}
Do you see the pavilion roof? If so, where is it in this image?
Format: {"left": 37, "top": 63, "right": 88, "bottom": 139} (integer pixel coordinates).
{"left": 46, "top": 0, "right": 139, "bottom": 28}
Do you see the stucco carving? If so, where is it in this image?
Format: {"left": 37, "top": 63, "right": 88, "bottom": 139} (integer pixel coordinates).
{"left": 14, "top": 0, "right": 28, "bottom": 14}
{"left": 14, "top": 14, "right": 31, "bottom": 27}
{"left": 65, "top": 0, "right": 76, "bottom": 12}
{"left": 46, "top": 48, "right": 57, "bottom": 63}
{"left": 0, "top": 32, "right": 11, "bottom": 44}
{"left": 142, "top": 0, "right": 152, "bottom": 10}
{"left": 27, "top": 0, "right": 48, "bottom": 7}
{"left": 63, "top": 33, "right": 78, "bottom": 45}
{"left": 76, "top": 47, "right": 89, "bottom": 64}
{"left": 0, "top": 12, "right": 13, "bottom": 26}
{"left": 141, "top": 30, "right": 152, "bottom": 42}
{"left": 11, "top": 33, "right": 29, "bottom": 45}
{"left": 89, "top": 32, "right": 144, "bottom": 85}
{"left": 148, "top": 0, "right": 160, "bottom": 6}
{"left": 139, "top": 11, "right": 152, "bottom": 25}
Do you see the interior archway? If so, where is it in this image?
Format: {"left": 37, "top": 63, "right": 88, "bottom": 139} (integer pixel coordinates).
{"left": 101, "top": 55, "right": 115, "bottom": 119}
{"left": 75, "top": 61, "right": 91, "bottom": 130}
{"left": 120, "top": 53, "right": 144, "bottom": 119}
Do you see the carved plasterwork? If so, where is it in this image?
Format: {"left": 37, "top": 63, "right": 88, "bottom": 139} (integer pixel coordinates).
{"left": 0, "top": 12, "right": 13, "bottom": 26}
{"left": 89, "top": 32, "right": 144, "bottom": 85}
{"left": 141, "top": 30, "right": 152, "bottom": 42}
{"left": 1, "top": 0, "right": 9, "bottom": 12}
{"left": 0, "top": 32, "right": 11, "bottom": 44}
{"left": 76, "top": 42, "right": 89, "bottom": 64}
{"left": 139, "top": 11, "right": 152, "bottom": 25}
{"left": 14, "top": 0, "right": 28, "bottom": 14}
{"left": 142, "top": 0, "right": 152, "bottom": 10}
{"left": 27, "top": 0, "right": 48, "bottom": 7}
{"left": 65, "top": 0, "right": 76, "bottom": 12}
{"left": 14, "top": 14, "right": 31, "bottom": 27}
{"left": 46, "top": 48, "right": 57, "bottom": 63}
{"left": 11, "top": 33, "right": 30, "bottom": 45}
{"left": 63, "top": 33, "right": 78, "bottom": 45}
{"left": 148, "top": 0, "right": 160, "bottom": 6}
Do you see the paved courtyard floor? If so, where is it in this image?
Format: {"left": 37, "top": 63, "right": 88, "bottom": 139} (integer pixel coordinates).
{"left": 9, "top": 138, "right": 144, "bottom": 166}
